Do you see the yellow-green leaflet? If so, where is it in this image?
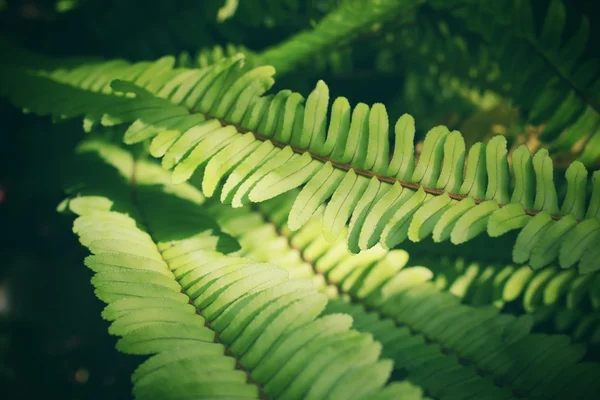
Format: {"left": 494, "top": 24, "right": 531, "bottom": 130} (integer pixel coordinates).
{"left": 484, "top": 136, "right": 510, "bottom": 204}
{"left": 381, "top": 188, "right": 428, "bottom": 249}
{"left": 543, "top": 269, "right": 577, "bottom": 305}
{"left": 123, "top": 112, "right": 190, "bottom": 144}
{"left": 184, "top": 57, "right": 240, "bottom": 109}
{"left": 202, "top": 133, "right": 260, "bottom": 197}
{"left": 459, "top": 142, "right": 487, "bottom": 199}
{"left": 241, "top": 95, "right": 272, "bottom": 130}
{"left": 503, "top": 266, "right": 535, "bottom": 302}
{"left": 387, "top": 114, "right": 415, "bottom": 180}
{"left": 560, "top": 161, "right": 588, "bottom": 219}
{"left": 364, "top": 103, "right": 389, "bottom": 174}
{"left": 411, "top": 126, "right": 449, "bottom": 187}
{"left": 342, "top": 103, "right": 370, "bottom": 164}
{"left": 510, "top": 145, "right": 535, "bottom": 209}
{"left": 523, "top": 268, "right": 558, "bottom": 312}
{"left": 277, "top": 92, "right": 305, "bottom": 145}
{"left": 408, "top": 193, "right": 453, "bottom": 242}
{"left": 149, "top": 114, "right": 207, "bottom": 157}
{"left": 231, "top": 146, "right": 296, "bottom": 207}
{"left": 323, "top": 170, "right": 369, "bottom": 242}
{"left": 321, "top": 97, "right": 351, "bottom": 157}
{"left": 436, "top": 130, "right": 465, "bottom": 193}
{"left": 212, "top": 65, "right": 276, "bottom": 119}
{"left": 134, "top": 56, "right": 176, "bottom": 87}
{"left": 249, "top": 153, "right": 321, "bottom": 202}
{"left": 227, "top": 81, "right": 269, "bottom": 124}
{"left": 158, "top": 69, "right": 204, "bottom": 103}
{"left": 432, "top": 198, "right": 476, "bottom": 242}
{"left": 251, "top": 314, "right": 353, "bottom": 382}
{"left": 532, "top": 149, "right": 559, "bottom": 214}
{"left": 196, "top": 58, "right": 245, "bottom": 113}
{"left": 513, "top": 211, "right": 554, "bottom": 264}
{"left": 451, "top": 200, "right": 499, "bottom": 244}
{"left": 259, "top": 89, "right": 291, "bottom": 137}
{"left": 220, "top": 141, "right": 277, "bottom": 204}
{"left": 358, "top": 182, "right": 410, "bottom": 250}
{"left": 173, "top": 126, "right": 238, "bottom": 183}
{"left": 380, "top": 267, "right": 433, "bottom": 298}
{"left": 304, "top": 80, "right": 329, "bottom": 150}
{"left": 288, "top": 163, "right": 345, "bottom": 231}
{"left": 162, "top": 119, "right": 222, "bottom": 170}
{"left": 347, "top": 177, "right": 385, "bottom": 253}
{"left": 487, "top": 203, "right": 529, "bottom": 237}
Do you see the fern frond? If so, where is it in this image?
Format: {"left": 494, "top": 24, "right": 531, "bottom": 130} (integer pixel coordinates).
{"left": 63, "top": 139, "right": 397, "bottom": 400}
{"left": 1, "top": 40, "right": 599, "bottom": 272}
{"left": 258, "top": 0, "right": 426, "bottom": 76}
{"left": 205, "top": 190, "right": 600, "bottom": 399}
{"left": 418, "top": 253, "right": 600, "bottom": 345}
{"left": 175, "top": 0, "right": 426, "bottom": 77}
{"left": 434, "top": 0, "right": 600, "bottom": 154}
{"left": 327, "top": 296, "right": 600, "bottom": 400}
{"left": 386, "top": 15, "right": 514, "bottom": 135}
{"left": 395, "top": 17, "right": 506, "bottom": 97}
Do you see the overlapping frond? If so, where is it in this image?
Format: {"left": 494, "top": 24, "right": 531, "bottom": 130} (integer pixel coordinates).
{"left": 258, "top": 0, "right": 426, "bottom": 76}
{"left": 418, "top": 253, "right": 600, "bottom": 345}
{"left": 62, "top": 139, "right": 399, "bottom": 399}
{"left": 433, "top": 0, "right": 600, "bottom": 156}
{"left": 1, "top": 40, "right": 599, "bottom": 272}
{"left": 205, "top": 190, "right": 600, "bottom": 399}
{"left": 134, "top": 0, "right": 425, "bottom": 78}
{"left": 239, "top": 191, "right": 600, "bottom": 346}
{"left": 4, "top": 1, "right": 600, "bottom": 398}
{"left": 394, "top": 16, "right": 505, "bottom": 98}
{"left": 388, "top": 15, "right": 510, "bottom": 133}
{"left": 328, "top": 295, "right": 600, "bottom": 400}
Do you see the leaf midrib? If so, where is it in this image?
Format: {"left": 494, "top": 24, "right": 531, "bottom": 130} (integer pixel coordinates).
{"left": 207, "top": 113, "right": 569, "bottom": 222}
{"left": 252, "top": 203, "right": 527, "bottom": 399}
{"left": 130, "top": 160, "right": 270, "bottom": 400}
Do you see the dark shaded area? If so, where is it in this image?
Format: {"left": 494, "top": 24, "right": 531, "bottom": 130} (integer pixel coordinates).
{"left": 0, "top": 105, "right": 139, "bottom": 399}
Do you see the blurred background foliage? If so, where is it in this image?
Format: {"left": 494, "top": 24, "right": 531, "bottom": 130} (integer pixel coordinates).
{"left": 0, "top": 0, "right": 599, "bottom": 398}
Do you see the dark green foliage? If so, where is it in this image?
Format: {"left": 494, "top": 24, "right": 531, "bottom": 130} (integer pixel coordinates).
{"left": 1, "top": 0, "right": 600, "bottom": 399}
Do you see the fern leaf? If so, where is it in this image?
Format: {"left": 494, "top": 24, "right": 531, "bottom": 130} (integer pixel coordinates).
{"left": 206, "top": 189, "right": 600, "bottom": 399}
{"left": 258, "top": 0, "right": 425, "bottom": 76}
{"left": 1, "top": 40, "right": 599, "bottom": 271}
{"left": 438, "top": 0, "right": 600, "bottom": 154}
{"left": 62, "top": 139, "right": 400, "bottom": 400}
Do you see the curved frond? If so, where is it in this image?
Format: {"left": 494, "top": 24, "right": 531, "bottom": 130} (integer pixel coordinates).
{"left": 432, "top": 0, "right": 600, "bottom": 154}
{"left": 63, "top": 139, "right": 396, "bottom": 400}
{"left": 4, "top": 3, "right": 600, "bottom": 399}
{"left": 258, "top": 0, "right": 425, "bottom": 76}
{"left": 1, "top": 40, "right": 599, "bottom": 272}
{"left": 205, "top": 190, "right": 600, "bottom": 399}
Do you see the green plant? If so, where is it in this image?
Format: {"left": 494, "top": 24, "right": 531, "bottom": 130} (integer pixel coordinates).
{"left": 1, "top": 0, "right": 600, "bottom": 399}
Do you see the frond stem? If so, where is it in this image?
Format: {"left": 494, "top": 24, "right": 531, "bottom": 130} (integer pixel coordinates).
{"left": 212, "top": 117, "right": 566, "bottom": 222}
{"left": 130, "top": 160, "right": 270, "bottom": 400}
{"left": 251, "top": 204, "right": 526, "bottom": 398}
